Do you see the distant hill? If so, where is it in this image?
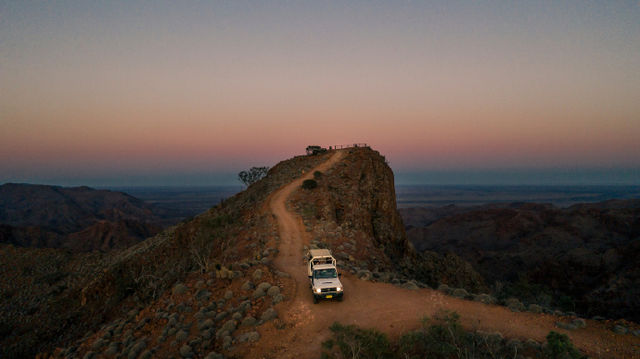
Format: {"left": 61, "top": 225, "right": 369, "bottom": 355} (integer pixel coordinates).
{"left": 400, "top": 199, "right": 640, "bottom": 322}
{"left": 0, "top": 183, "right": 163, "bottom": 252}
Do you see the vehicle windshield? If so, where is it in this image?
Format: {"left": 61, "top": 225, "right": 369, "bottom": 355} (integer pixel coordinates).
{"left": 314, "top": 268, "right": 337, "bottom": 279}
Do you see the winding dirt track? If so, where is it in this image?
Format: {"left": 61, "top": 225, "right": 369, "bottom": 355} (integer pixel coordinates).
{"left": 249, "top": 150, "right": 639, "bottom": 358}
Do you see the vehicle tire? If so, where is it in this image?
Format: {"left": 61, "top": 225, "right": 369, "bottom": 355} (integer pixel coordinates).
{"left": 338, "top": 296, "right": 343, "bottom": 302}
{"left": 313, "top": 296, "right": 318, "bottom": 304}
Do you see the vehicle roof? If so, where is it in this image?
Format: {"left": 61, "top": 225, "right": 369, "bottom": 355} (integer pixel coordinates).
{"left": 312, "top": 264, "right": 337, "bottom": 270}
{"left": 308, "top": 248, "right": 332, "bottom": 257}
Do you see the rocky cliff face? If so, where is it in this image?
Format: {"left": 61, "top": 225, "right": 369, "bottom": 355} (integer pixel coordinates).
{"left": 0, "top": 183, "right": 163, "bottom": 252}
{"left": 291, "top": 148, "right": 407, "bottom": 267}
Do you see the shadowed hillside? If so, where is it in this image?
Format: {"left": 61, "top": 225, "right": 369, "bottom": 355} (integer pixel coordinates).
{"left": 0, "top": 183, "right": 164, "bottom": 252}
{"left": 401, "top": 200, "right": 640, "bottom": 322}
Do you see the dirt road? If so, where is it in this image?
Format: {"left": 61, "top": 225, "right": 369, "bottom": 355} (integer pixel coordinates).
{"left": 250, "top": 150, "right": 639, "bottom": 358}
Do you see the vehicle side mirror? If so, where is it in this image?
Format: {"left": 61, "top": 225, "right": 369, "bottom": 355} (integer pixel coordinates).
{"left": 338, "top": 273, "right": 342, "bottom": 277}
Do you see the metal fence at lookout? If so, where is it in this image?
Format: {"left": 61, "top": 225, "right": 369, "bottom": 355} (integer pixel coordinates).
{"left": 329, "top": 143, "right": 369, "bottom": 150}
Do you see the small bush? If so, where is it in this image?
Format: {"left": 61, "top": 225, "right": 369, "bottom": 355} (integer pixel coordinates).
{"left": 544, "top": 331, "right": 584, "bottom": 359}
{"left": 302, "top": 179, "right": 318, "bottom": 190}
{"left": 322, "top": 322, "right": 394, "bottom": 359}
{"left": 314, "top": 171, "right": 323, "bottom": 180}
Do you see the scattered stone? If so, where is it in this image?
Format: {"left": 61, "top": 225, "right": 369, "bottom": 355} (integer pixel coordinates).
{"left": 252, "top": 269, "right": 263, "bottom": 281}
{"left": 256, "top": 282, "right": 272, "bottom": 292}
{"left": 272, "top": 294, "right": 285, "bottom": 304}
{"left": 103, "top": 344, "right": 119, "bottom": 356}
{"left": 201, "top": 329, "right": 213, "bottom": 340}
{"left": 528, "top": 304, "right": 543, "bottom": 314}
{"left": 222, "top": 336, "right": 232, "bottom": 350}
{"left": 189, "top": 337, "right": 202, "bottom": 348}
{"left": 252, "top": 282, "right": 272, "bottom": 298}
{"left": 238, "top": 300, "right": 251, "bottom": 314}
{"left": 473, "top": 294, "right": 495, "bottom": 305}
{"left": 260, "top": 308, "right": 278, "bottom": 322}
{"left": 92, "top": 338, "right": 108, "bottom": 350}
{"left": 505, "top": 298, "right": 525, "bottom": 312}
{"left": 204, "top": 352, "right": 224, "bottom": 359}
{"left": 196, "top": 289, "right": 211, "bottom": 301}
{"left": 572, "top": 318, "right": 586, "bottom": 329}
{"left": 613, "top": 325, "right": 628, "bottom": 335}
{"left": 199, "top": 319, "right": 214, "bottom": 331}
{"left": 437, "top": 284, "right": 452, "bottom": 294}
{"left": 241, "top": 281, "right": 254, "bottom": 291}
{"left": 219, "top": 319, "right": 237, "bottom": 334}
{"left": 139, "top": 350, "right": 153, "bottom": 359}
{"left": 632, "top": 329, "right": 640, "bottom": 337}
{"left": 176, "top": 329, "right": 189, "bottom": 341}
{"left": 267, "top": 286, "right": 280, "bottom": 297}
{"left": 232, "top": 312, "right": 243, "bottom": 321}
{"left": 357, "top": 270, "right": 372, "bottom": 281}
{"left": 556, "top": 322, "right": 577, "bottom": 330}
{"left": 195, "top": 280, "right": 205, "bottom": 289}
{"left": 451, "top": 288, "right": 469, "bottom": 299}
{"left": 401, "top": 281, "right": 419, "bottom": 290}
{"left": 224, "top": 290, "right": 233, "bottom": 300}
{"left": 241, "top": 316, "right": 258, "bottom": 327}
{"left": 194, "top": 311, "right": 206, "bottom": 321}
{"left": 592, "top": 315, "right": 606, "bottom": 321}
{"left": 215, "top": 311, "right": 229, "bottom": 322}
{"left": 179, "top": 344, "right": 194, "bottom": 358}
{"left": 216, "top": 329, "right": 230, "bottom": 339}
{"left": 172, "top": 283, "right": 188, "bottom": 295}
{"left": 83, "top": 352, "right": 96, "bottom": 359}
{"left": 128, "top": 340, "right": 147, "bottom": 359}
{"left": 236, "top": 331, "right": 260, "bottom": 343}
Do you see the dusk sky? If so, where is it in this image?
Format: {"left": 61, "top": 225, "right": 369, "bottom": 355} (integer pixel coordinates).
{"left": 2, "top": 1, "right": 639, "bottom": 186}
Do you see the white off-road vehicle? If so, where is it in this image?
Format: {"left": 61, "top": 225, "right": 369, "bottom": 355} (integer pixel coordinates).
{"left": 306, "top": 249, "right": 344, "bottom": 303}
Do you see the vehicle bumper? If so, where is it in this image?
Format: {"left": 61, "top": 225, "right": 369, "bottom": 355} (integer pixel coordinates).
{"left": 314, "top": 292, "right": 343, "bottom": 300}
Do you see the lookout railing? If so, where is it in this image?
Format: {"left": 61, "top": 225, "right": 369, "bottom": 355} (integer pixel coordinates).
{"left": 329, "top": 143, "right": 369, "bottom": 150}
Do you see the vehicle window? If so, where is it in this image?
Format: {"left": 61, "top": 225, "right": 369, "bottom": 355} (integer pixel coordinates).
{"left": 314, "top": 269, "right": 337, "bottom": 279}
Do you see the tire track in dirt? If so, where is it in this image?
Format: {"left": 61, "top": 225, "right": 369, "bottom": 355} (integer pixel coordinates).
{"left": 250, "top": 150, "right": 639, "bottom": 359}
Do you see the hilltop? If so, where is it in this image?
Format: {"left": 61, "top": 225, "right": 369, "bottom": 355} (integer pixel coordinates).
{"left": 1, "top": 147, "right": 638, "bottom": 358}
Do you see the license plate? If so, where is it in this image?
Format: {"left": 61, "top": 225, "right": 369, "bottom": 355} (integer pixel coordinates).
{"left": 326, "top": 295, "right": 333, "bottom": 298}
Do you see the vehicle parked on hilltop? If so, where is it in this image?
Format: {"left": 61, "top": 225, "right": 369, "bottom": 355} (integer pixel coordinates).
{"left": 306, "top": 145, "right": 328, "bottom": 155}
{"left": 306, "top": 249, "right": 344, "bottom": 303}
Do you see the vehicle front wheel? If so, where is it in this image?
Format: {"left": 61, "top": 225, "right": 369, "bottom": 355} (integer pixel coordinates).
{"left": 313, "top": 296, "right": 318, "bottom": 304}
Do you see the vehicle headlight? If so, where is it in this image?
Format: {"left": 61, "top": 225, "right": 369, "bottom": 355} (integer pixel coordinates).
{"left": 336, "top": 287, "right": 342, "bottom": 292}
{"left": 315, "top": 288, "right": 321, "bottom": 293}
